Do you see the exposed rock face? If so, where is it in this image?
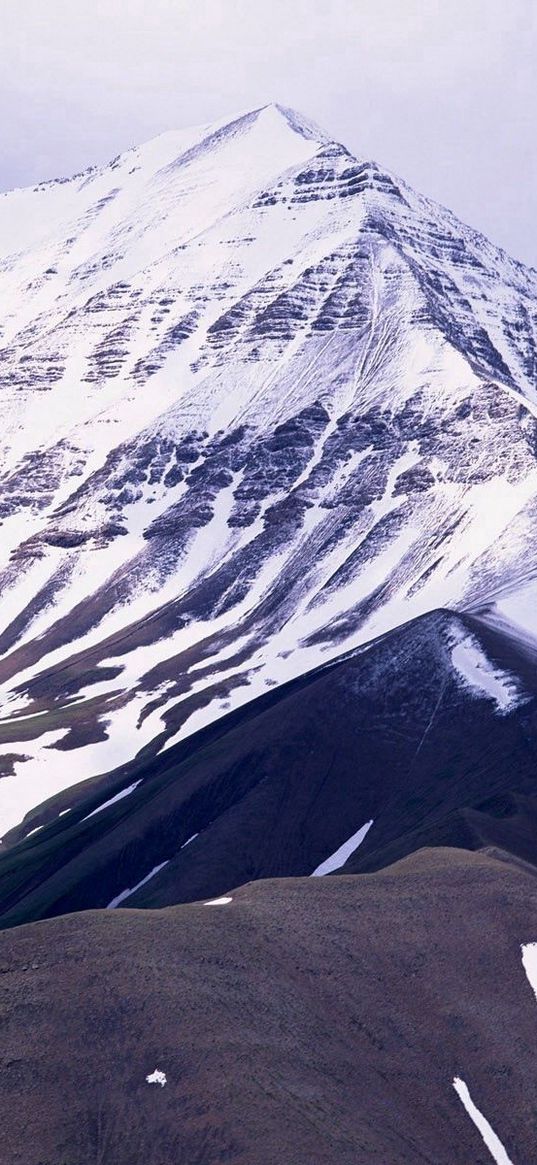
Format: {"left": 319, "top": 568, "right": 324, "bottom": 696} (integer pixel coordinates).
{"left": 0, "top": 102, "right": 536, "bottom": 836}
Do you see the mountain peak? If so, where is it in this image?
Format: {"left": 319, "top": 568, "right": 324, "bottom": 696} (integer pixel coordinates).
{"left": 93, "top": 101, "right": 334, "bottom": 196}
{"left": 258, "top": 102, "right": 334, "bottom": 145}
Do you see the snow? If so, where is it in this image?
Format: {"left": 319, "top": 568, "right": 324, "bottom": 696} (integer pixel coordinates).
{"left": 493, "top": 578, "right": 537, "bottom": 646}
{"left": 145, "top": 1068, "right": 167, "bottom": 1087}
{"left": 521, "top": 942, "right": 537, "bottom": 1003}
{"left": 204, "top": 896, "right": 232, "bottom": 905}
{"left": 452, "top": 1077, "right": 514, "bottom": 1165}
{"left": 0, "top": 728, "right": 71, "bottom": 839}
{"left": 83, "top": 780, "right": 141, "bottom": 820}
{"left": 106, "top": 860, "right": 169, "bottom": 908}
{"left": 311, "top": 820, "right": 374, "bottom": 876}
{"left": 0, "top": 692, "right": 162, "bottom": 838}
{"left": 181, "top": 833, "right": 199, "bottom": 848}
{"left": 450, "top": 629, "right": 524, "bottom": 713}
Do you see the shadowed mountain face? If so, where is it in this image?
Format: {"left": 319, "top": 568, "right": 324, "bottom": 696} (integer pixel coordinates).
{"left": 1, "top": 103, "right": 537, "bottom": 836}
{"left": 2, "top": 608, "right": 537, "bottom": 929}
{"left": 2, "top": 849, "right": 537, "bottom": 1165}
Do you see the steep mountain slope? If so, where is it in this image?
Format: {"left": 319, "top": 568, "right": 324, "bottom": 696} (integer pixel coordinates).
{"left": 2, "top": 607, "right": 537, "bottom": 929}
{"left": 2, "top": 849, "right": 537, "bottom": 1165}
{"left": 1, "top": 102, "right": 537, "bottom": 835}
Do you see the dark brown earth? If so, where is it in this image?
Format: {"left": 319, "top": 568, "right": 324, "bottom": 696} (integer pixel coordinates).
{"left": 1, "top": 846, "right": 537, "bottom": 1165}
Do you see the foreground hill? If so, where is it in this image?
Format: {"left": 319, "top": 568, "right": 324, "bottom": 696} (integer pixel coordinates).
{"left": 1, "top": 848, "right": 537, "bottom": 1164}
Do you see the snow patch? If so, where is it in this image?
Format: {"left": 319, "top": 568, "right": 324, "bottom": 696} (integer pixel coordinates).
{"left": 204, "top": 896, "right": 232, "bottom": 905}
{"left": 181, "top": 833, "right": 199, "bottom": 849}
{"left": 0, "top": 728, "right": 71, "bottom": 839}
{"left": 494, "top": 579, "right": 537, "bottom": 645}
{"left": 452, "top": 1077, "right": 514, "bottom": 1165}
{"left": 146, "top": 1068, "right": 167, "bottom": 1087}
{"left": 521, "top": 942, "right": 537, "bottom": 1003}
{"left": 83, "top": 780, "right": 141, "bottom": 820}
{"left": 311, "top": 820, "right": 373, "bottom": 876}
{"left": 450, "top": 630, "right": 524, "bottom": 714}
{"left": 107, "top": 860, "right": 169, "bottom": 908}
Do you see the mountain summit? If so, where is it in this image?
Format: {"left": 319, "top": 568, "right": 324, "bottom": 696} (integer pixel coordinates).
{"left": 0, "top": 105, "right": 536, "bottom": 837}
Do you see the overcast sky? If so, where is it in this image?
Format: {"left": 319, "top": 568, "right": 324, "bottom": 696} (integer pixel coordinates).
{"left": 2, "top": 0, "right": 536, "bottom": 264}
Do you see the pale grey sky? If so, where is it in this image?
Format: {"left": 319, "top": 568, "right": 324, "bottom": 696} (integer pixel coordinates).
{"left": 1, "top": 0, "right": 536, "bottom": 264}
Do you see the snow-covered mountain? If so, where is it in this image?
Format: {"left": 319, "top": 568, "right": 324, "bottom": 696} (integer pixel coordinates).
{"left": 1, "top": 101, "right": 537, "bottom": 835}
